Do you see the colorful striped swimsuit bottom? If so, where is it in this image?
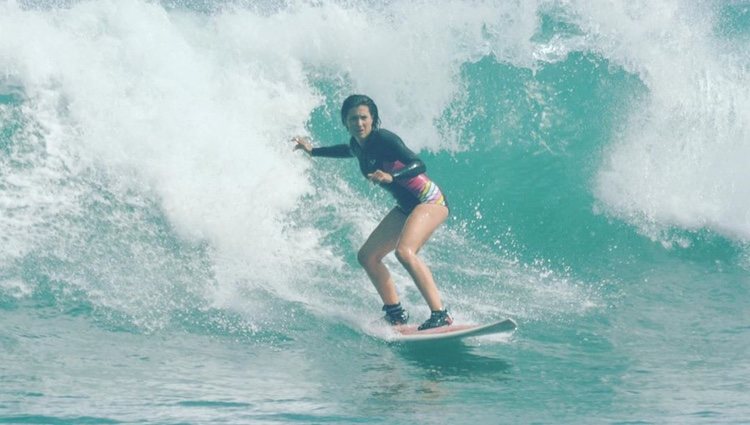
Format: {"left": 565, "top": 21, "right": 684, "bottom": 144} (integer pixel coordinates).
{"left": 386, "top": 160, "right": 447, "bottom": 208}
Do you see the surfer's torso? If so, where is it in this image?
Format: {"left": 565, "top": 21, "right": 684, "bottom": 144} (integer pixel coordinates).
{"left": 312, "top": 129, "right": 447, "bottom": 213}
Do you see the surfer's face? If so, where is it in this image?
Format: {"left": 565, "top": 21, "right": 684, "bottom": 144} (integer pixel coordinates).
{"left": 345, "top": 105, "right": 374, "bottom": 142}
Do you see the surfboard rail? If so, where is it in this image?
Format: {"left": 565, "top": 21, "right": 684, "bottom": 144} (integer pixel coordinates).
{"left": 388, "top": 318, "right": 517, "bottom": 342}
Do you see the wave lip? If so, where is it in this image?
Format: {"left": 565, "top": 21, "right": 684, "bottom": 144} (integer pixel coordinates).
{"left": 583, "top": 1, "right": 750, "bottom": 244}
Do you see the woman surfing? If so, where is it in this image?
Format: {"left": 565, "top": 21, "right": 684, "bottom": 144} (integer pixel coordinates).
{"left": 293, "top": 94, "right": 453, "bottom": 330}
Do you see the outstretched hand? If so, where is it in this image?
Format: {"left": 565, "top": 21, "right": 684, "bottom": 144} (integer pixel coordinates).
{"left": 367, "top": 170, "right": 393, "bottom": 184}
{"left": 292, "top": 136, "right": 313, "bottom": 156}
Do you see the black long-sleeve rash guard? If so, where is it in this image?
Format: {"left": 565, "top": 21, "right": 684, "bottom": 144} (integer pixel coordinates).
{"left": 311, "top": 128, "right": 429, "bottom": 211}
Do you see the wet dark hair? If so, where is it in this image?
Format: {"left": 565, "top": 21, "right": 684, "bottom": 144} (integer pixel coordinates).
{"left": 340, "top": 94, "right": 381, "bottom": 129}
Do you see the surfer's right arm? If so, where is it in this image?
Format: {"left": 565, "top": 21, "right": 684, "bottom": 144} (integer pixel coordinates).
{"left": 292, "top": 136, "right": 352, "bottom": 158}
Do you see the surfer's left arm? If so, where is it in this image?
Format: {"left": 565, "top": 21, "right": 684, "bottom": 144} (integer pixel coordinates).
{"left": 369, "top": 131, "right": 426, "bottom": 183}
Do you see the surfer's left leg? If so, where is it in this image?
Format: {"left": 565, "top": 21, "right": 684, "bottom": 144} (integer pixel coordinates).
{"left": 395, "top": 203, "right": 452, "bottom": 329}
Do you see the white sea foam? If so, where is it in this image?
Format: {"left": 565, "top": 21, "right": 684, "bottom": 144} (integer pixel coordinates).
{"left": 0, "top": 0, "right": 544, "bottom": 323}
{"left": 576, "top": 0, "right": 750, "bottom": 243}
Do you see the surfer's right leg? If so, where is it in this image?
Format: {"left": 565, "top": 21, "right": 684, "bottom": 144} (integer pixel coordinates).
{"left": 357, "top": 207, "right": 408, "bottom": 321}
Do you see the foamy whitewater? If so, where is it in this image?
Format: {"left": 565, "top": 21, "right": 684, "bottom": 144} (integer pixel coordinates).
{"left": 1, "top": 1, "right": 749, "bottom": 423}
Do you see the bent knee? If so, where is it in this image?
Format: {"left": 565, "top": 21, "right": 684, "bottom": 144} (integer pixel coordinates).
{"left": 395, "top": 245, "right": 417, "bottom": 265}
{"left": 358, "top": 248, "right": 381, "bottom": 268}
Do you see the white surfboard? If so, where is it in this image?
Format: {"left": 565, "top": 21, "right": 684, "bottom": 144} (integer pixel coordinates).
{"left": 388, "top": 318, "right": 517, "bottom": 343}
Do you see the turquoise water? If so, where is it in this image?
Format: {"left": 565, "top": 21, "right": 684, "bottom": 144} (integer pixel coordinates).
{"left": 2, "top": 1, "right": 749, "bottom": 423}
